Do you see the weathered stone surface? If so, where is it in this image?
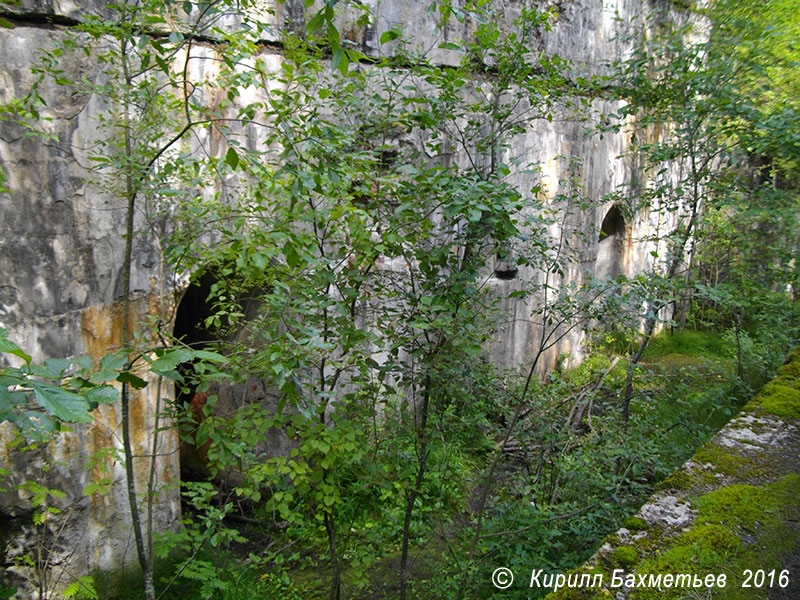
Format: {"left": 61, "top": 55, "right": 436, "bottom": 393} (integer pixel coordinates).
{"left": 638, "top": 493, "right": 697, "bottom": 528}
{"left": 0, "top": 295, "right": 181, "bottom": 599}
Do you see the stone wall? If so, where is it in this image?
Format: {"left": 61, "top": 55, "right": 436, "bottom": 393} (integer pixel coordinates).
{"left": 0, "top": 0, "right": 684, "bottom": 594}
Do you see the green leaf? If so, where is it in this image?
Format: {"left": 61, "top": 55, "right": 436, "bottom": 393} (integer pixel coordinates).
{"left": 0, "top": 18, "right": 15, "bottom": 29}
{"left": 191, "top": 350, "right": 226, "bottom": 363}
{"left": 73, "top": 355, "right": 94, "bottom": 373}
{"left": 380, "top": 29, "right": 401, "bottom": 45}
{"left": 331, "top": 48, "right": 344, "bottom": 73}
{"left": 44, "top": 358, "right": 71, "bottom": 377}
{"left": 116, "top": 372, "right": 148, "bottom": 389}
{"left": 0, "top": 388, "right": 23, "bottom": 420}
{"left": 90, "top": 352, "right": 127, "bottom": 383}
{"left": 157, "top": 369, "right": 184, "bottom": 382}
{"left": 154, "top": 54, "right": 170, "bottom": 75}
{"left": 283, "top": 241, "right": 300, "bottom": 269}
{"left": 338, "top": 52, "right": 350, "bottom": 76}
{"left": 225, "top": 147, "right": 239, "bottom": 170}
{"left": 32, "top": 382, "right": 93, "bottom": 423}
{"left": 16, "top": 411, "right": 57, "bottom": 438}
{"left": 326, "top": 23, "right": 340, "bottom": 46}
{"left": 150, "top": 348, "right": 195, "bottom": 372}
{"left": 306, "top": 12, "right": 326, "bottom": 35}
{"left": 0, "top": 330, "right": 31, "bottom": 364}
{"left": 438, "top": 42, "right": 463, "bottom": 52}
{"left": 86, "top": 385, "right": 118, "bottom": 405}
{"left": 82, "top": 482, "right": 104, "bottom": 496}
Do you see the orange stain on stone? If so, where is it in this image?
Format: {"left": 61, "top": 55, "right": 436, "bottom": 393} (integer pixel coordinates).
{"left": 77, "top": 294, "right": 180, "bottom": 518}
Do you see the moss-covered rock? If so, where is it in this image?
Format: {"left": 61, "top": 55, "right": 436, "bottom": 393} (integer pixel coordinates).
{"left": 656, "top": 468, "right": 703, "bottom": 491}
{"left": 694, "top": 483, "right": 775, "bottom": 529}
{"left": 755, "top": 381, "right": 800, "bottom": 419}
{"left": 679, "top": 523, "right": 742, "bottom": 554}
{"left": 623, "top": 516, "right": 648, "bottom": 531}
{"left": 627, "top": 475, "right": 800, "bottom": 599}
{"left": 610, "top": 546, "right": 639, "bottom": 568}
{"left": 777, "top": 348, "right": 800, "bottom": 378}
{"left": 693, "top": 443, "right": 760, "bottom": 478}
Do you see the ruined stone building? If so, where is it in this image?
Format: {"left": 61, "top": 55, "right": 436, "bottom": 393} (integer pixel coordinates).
{"left": 0, "top": 0, "right": 687, "bottom": 594}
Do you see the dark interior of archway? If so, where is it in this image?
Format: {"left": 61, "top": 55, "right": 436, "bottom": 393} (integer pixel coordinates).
{"left": 599, "top": 205, "right": 625, "bottom": 240}
{"left": 172, "top": 272, "right": 217, "bottom": 484}
{"left": 173, "top": 272, "right": 216, "bottom": 354}
{"left": 172, "top": 273, "right": 217, "bottom": 401}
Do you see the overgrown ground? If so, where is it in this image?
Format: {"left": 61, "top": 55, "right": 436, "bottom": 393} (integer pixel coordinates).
{"left": 84, "top": 329, "right": 776, "bottom": 600}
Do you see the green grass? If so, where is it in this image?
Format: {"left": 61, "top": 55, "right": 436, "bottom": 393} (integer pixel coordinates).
{"left": 87, "top": 554, "right": 304, "bottom": 600}
{"left": 642, "top": 330, "right": 729, "bottom": 360}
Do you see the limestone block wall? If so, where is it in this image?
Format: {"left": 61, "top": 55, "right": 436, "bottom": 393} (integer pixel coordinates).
{"left": 0, "top": 0, "right": 687, "bottom": 594}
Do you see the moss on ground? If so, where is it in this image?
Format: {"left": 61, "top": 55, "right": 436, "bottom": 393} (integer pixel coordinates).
{"left": 641, "top": 330, "right": 728, "bottom": 360}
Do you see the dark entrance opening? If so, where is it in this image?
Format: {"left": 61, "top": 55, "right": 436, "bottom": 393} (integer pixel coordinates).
{"left": 172, "top": 272, "right": 217, "bottom": 483}
{"left": 599, "top": 205, "right": 625, "bottom": 241}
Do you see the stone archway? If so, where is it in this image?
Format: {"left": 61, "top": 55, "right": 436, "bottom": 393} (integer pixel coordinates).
{"left": 171, "top": 273, "right": 218, "bottom": 482}
{"left": 171, "top": 273, "right": 292, "bottom": 486}
{"left": 595, "top": 205, "right": 627, "bottom": 281}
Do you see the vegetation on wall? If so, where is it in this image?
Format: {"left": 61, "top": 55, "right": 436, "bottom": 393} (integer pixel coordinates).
{"left": 0, "top": 0, "right": 798, "bottom": 599}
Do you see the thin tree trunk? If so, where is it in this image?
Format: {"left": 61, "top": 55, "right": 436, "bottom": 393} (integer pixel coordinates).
{"left": 324, "top": 510, "right": 341, "bottom": 600}
{"left": 120, "top": 40, "right": 155, "bottom": 600}
{"left": 621, "top": 173, "right": 702, "bottom": 425}
{"left": 399, "top": 373, "right": 432, "bottom": 600}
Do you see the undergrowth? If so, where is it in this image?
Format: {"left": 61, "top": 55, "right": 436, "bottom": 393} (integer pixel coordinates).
{"left": 90, "top": 330, "right": 761, "bottom": 600}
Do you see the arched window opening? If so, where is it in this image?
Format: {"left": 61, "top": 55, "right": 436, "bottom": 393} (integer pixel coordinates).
{"left": 494, "top": 254, "right": 519, "bottom": 280}
{"left": 494, "top": 241, "right": 519, "bottom": 280}
{"left": 596, "top": 206, "right": 627, "bottom": 281}
{"left": 599, "top": 205, "right": 625, "bottom": 241}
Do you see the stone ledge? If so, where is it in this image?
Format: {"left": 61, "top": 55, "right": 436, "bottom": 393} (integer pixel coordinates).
{"left": 546, "top": 347, "right": 800, "bottom": 600}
